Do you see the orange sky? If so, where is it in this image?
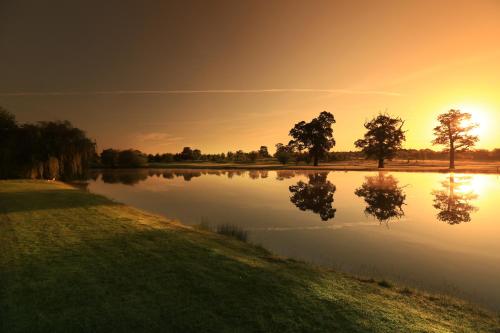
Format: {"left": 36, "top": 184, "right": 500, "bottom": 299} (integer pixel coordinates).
{"left": 0, "top": 0, "right": 499, "bottom": 153}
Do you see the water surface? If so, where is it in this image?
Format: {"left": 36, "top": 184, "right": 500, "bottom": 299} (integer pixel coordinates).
{"left": 85, "top": 169, "right": 500, "bottom": 310}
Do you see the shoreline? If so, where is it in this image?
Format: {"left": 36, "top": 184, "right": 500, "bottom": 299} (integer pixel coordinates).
{"left": 94, "top": 160, "right": 500, "bottom": 174}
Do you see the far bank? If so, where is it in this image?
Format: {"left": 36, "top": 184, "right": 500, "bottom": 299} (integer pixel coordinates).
{"left": 100, "top": 159, "right": 500, "bottom": 174}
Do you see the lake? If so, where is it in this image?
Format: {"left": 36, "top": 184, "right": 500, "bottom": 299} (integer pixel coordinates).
{"left": 84, "top": 169, "right": 500, "bottom": 310}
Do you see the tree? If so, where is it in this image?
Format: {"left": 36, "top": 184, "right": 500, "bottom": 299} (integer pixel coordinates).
{"left": 289, "top": 111, "right": 336, "bottom": 166}
{"left": 354, "top": 172, "right": 406, "bottom": 223}
{"left": 180, "top": 147, "right": 194, "bottom": 160}
{"left": 247, "top": 151, "right": 259, "bottom": 162}
{"left": 274, "top": 143, "right": 292, "bottom": 164}
{"left": 117, "top": 149, "right": 148, "bottom": 167}
{"left": 354, "top": 113, "right": 405, "bottom": 168}
{"left": 0, "top": 108, "right": 18, "bottom": 178}
{"left": 192, "top": 149, "right": 202, "bottom": 160}
{"left": 289, "top": 172, "right": 336, "bottom": 221}
{"left": 258, "top": 146, "right": 270, "bottom": 158}
{"left": 432, "top": 109, "right": 479, "bottom": 169}
{"left": 101, "top": 149, "right": 120, "bottom": 168}
{"left": 0, "top": 107, "right": 16, "bottom": 131}
{"left": 234, "top": 150, "right": 247, "bottom": 162}
{"left": 0, "top": 107, "right": 95, "bottom": 180}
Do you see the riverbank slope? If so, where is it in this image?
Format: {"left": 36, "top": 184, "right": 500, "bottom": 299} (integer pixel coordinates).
{"left": 1, "top": 180, "right": 498, "bottom": 332}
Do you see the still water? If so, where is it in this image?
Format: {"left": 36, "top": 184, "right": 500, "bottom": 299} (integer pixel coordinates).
{"left": 85, "top": 169, "right": 500, "bottom": 310}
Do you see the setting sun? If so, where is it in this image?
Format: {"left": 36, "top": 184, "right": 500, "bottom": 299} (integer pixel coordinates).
{"left": 454, "top": 103, "right": 490, "bottom": 138}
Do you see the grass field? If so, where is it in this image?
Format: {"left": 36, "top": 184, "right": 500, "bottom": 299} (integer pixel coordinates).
{"left": 1, "top": 180, "right": 499, "bottom": 332}
{"left": 147, "top": 159, "right": 500, "bottom": 174}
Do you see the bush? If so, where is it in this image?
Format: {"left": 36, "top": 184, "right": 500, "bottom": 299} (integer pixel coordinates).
{"left": 216, "top": 224, "right": 248, "bottom": 242}
{"left": 117, "top": 149, "right": 148, "bottom": 167}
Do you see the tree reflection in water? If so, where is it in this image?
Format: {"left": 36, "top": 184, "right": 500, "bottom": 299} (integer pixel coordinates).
{"left": 289, "top": 172, "right": 336, "bottom": 221}
{"left": 100, "top": 170, "right": 148, "bottom": 185}
{"left": 432, "top": 174, "right": 478, "bottom": 225}
{"left": 354, "top": 172, "right": 406, "bottom": 223}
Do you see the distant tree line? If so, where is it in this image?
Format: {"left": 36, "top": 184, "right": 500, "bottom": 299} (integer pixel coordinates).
{"left": 143, "top": 145, "right": 272, "bottom": 164}
{"left": 98, "top": 110, "right": 498, "bottom": 170}
{"left": 0, "top": 108, "right": 96, "bottom": 180}
{"left": 100, "top": 149, "right": 148, "bottom": 168}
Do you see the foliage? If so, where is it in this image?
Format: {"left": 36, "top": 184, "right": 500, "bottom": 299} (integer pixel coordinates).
{"left": 354, "top": 173, "right": 406, "bottom": 222}
{"left": 274, "top": 143, "right": 293, "bottom": 164}
{"left": 432, "top": 109, "right": 479, "bottom": 169}
{"left": 0, "top": 108, "right": 95, "bottom": 180}
{"left": 100, "top": 149, "right": 120, "bottom": 168}
{"left": 432, "top": 174, "right": 478, "bottom": 224}
{"left": 247, "top": 151, "right": 259, "bottom": 162}
{"left": 100, "top": 149, "right": 147, "bottom": 168}
{"left": 289, "top": 172, "right": 336, "bottom": 221}
{"left": 289, "top": 111, "right": 336, "bottom": 166}
{"left": 215, "top": 224, "right": 248, "bottom": 242}
{"left": 258, "top": 145, "right": 270, "bottom": 158}
{"left": 117, "top": 149, "right": 148, "bottom": 167}
{"left": 354, "top": 113, "right": 406, "bottom": 168}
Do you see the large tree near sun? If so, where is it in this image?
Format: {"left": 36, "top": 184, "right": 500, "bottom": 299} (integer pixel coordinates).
{"left": 432, "top": 109, "right": 479, "bottom": 169}
{"left": 288, "top": 111, "right": 336, "bottom": 166}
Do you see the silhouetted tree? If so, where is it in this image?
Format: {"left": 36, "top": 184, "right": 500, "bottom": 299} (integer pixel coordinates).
{"left": 192, "top": 149, "right": 202, "bottom": 160}
{"left": 180, "top": 147, "right": 194, "bottom": 160}
{"left": 354, "top": 172, "right": 406, "bottom": 222}
{"left": 432, "top": 109, "right": 479, "bottom": 169}
{"left": 432, "top": 174, "right": 478, "bottom": 224}
{"left": 0, "top": 108, "right": 17, "bottom": 178}
{"left": 117, "top": 149, "right": 148, "bottom": 167}
{"left": 258, "top": 145, "right": 270, "bottom": 158}
{"left": 274, "top": 143, "right": 293, "bottom": 164}
{"left": 289, "top": 111, "right": 336, "bottom": 166}
{"left": 234, "top": 150, "right": 247, "bottom": 162}
{"left": 354, "top": 113, "right": 406, "bottom": 168}
{"left": 0, "top": 108, "right": 96, "bottom": 180}
{"left": 100, "top": 149, "right": 120, "bottom": 168}
{"left": 289, "top": 172, "right": 336, "bottom": 221}
{"left": 247, "top": 151, "right": 259, "bottom": 162}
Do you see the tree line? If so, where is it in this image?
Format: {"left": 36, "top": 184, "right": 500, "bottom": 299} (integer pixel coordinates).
{"left": 0, "top": 108, "right": 95, "bottom": 180}
{"left": 2, "top": 104, "right": 496, "bottom": 178}
{"left": 138, "top": 109, "right": 490, "bottom": 169}
{"left": 99, "top": 146, "right": 273, "bottom": 168}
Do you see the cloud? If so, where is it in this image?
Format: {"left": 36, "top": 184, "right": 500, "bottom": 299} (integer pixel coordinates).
{"left": 0, "top": 88, "right": 402, "bottom": 97}
{"left": 136, "top": 132, "right": 184, "bottom": 147}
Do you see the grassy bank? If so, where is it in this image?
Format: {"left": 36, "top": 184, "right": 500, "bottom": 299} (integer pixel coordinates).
{"left": 1, "top": 180, "right": 498, "bottom": 332}
{"left": 146, "top": 159, "right": 500, "bottom": 174}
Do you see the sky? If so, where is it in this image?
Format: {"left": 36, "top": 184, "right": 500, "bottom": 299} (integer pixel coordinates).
{"left": 0, "top": 0, "right": 499, "bottom": 154}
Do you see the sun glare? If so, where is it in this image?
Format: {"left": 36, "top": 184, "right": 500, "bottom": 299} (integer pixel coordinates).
{"left": 455, "top": 104, "right": 489, "bottom": 137}
{"left": 453, "top": 174, "right": 488, "bottom": 196}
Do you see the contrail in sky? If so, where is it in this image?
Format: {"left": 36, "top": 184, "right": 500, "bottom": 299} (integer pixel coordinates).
{"left": 0, "top": 88, "right": 402, "bottom": 97}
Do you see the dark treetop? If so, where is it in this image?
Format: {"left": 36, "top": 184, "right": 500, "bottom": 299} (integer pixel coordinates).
{"left": 289, "top": 111, "right": 336, "bottom": 166}
{"left": 354, "top": 113, "right": 406, "bottom": 168}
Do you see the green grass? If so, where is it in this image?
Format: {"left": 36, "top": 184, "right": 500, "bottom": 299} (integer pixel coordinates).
{"left": 1, "top": 180, "right": 499, "bottom": 332}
